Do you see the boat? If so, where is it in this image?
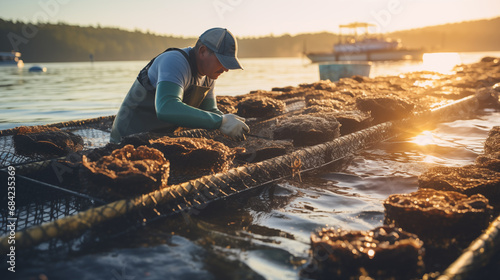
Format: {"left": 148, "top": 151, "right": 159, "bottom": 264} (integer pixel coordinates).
{"left": 319, "top": 61, "right": 372, "bottom": 81}
{"left": 306, "top": 22, "right": 424, "bottom": 63}
{"left": 0, "top": 51, "right": 24, "bottom": 67}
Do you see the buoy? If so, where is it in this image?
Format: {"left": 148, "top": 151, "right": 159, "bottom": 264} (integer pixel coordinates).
{"left": 29, "top": 66, "right": 47, "bottom": 72}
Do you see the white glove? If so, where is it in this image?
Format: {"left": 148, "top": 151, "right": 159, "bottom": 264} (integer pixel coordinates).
{"left": 219, "top": 114, "right": 250, "bottom": 140}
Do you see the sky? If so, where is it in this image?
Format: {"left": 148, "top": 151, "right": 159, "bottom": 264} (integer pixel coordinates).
{"left": 1, "top": 0, "right": 500, "bottom": 38}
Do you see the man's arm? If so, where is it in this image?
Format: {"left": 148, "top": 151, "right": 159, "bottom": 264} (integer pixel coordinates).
{"left": 156, "top": 81, "right": 249, "bottom": 139}
{"left": 155, "top": 81, "right": 223, "bottom": 129}
{"left": 199, "top": 96, "right": 224, "bottom": 115}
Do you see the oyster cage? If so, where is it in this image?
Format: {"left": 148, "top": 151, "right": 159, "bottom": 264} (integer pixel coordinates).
{"left": 0, "top": 98, "right": 309, "bottom": 238}
{"left": 0, "top": 115, "right": 115, "bottom": 168}
{"left": 0, "top": 94, "right": 495, "bottom": 279}
{"left": 0, "top": 168, "right": 102, "bottom": 237}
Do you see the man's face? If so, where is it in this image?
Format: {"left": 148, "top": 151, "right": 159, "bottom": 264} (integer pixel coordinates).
{"left": 198, "top": 46, "right": 228, "bottom": 79}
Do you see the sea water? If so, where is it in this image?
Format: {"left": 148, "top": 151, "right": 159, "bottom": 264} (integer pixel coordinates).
{"left": 1, "top": 51, "right": 499, "bottom": 130}
{"left": 2, "top": 52, "right": 500, "bottom": 279}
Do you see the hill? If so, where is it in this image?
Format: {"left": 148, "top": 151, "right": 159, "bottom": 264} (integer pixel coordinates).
{"left": 389, "top": 17, "right": 500, "bottom": 52}
{"left": 1, "top": 17, "right": 499, "bottom": 62}
{"left": 0, "top": 19, "right": 195, "bottom": 62}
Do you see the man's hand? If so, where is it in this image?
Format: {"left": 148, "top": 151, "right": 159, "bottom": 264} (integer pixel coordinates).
{"left": 219, "top": 114, "right": 250, "bottom": 140}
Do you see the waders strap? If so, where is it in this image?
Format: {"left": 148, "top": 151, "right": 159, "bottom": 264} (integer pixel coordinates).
{"left": 137, "top": 48, "right": 210, "bottom": 94}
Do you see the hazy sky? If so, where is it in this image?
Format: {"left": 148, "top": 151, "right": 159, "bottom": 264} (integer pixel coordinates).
{"left": 2, "top": 0, "right": 500, "bottom": 37}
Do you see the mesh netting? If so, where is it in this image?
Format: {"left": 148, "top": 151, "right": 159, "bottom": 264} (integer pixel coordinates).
{"left": 0, "top": 116, "right": 115, "bottom": 168}
{"left": 438, "top": 214, "right": 500, "bottom": 280}
{"left": 0, "top": 169, "right": 100, "bottom": 236}
{"left": 0, "top": 95, "right": 480, "bottom": 253}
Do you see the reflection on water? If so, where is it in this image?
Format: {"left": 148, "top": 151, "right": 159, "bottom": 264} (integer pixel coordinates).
{"left": 13, "top": 108, "right": 500, "bottom": 280}
{"left": 408, "top": 111, "right": 497, "bottom": 166}
{"left": 422, "top": 52, "right": 462, "bottom": 74}
{"left": 373, "top": 52, "right": 463, "bottom": 77}
{"left": 369, "top": 50, "right": 500, "bottom": 77}
{"left": 412, "top": 130, "right": 437, "bottom": 146}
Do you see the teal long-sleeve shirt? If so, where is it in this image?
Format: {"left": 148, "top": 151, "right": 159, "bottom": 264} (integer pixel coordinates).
{"left": 154, "top": 81, "right": 224, "bottom": 129}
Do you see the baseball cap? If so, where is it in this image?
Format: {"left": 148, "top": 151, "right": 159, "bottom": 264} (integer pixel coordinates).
{"left": 199, "top": 28, "right": 243, "bottom": 70}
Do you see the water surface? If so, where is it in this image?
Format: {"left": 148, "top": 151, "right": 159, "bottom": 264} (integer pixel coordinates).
{"left": 2, "top": 53, "right": 500, "bottom": 279}
{"left": 2, "top": 51, "right": 500, "bottom": 129}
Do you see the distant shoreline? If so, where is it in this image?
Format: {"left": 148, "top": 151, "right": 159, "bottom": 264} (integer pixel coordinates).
{"left": 1, "top": 17, "right": 500, "bottom": 63}
{"left": 13, "top": 50, "right": 500, "bottom": 64}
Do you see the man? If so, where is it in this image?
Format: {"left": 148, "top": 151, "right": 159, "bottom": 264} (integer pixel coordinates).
{"left": 110, "top": 27, "right": 249, "bottom": 143}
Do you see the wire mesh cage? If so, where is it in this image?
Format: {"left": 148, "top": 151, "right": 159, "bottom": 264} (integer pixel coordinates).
{"left": 0, "top": 94, "right": 482, "bottom": 255}
{"left": 0, "top": 116, "right": 115, "bottom": 168}
{"left": 0, "top": 99, "right": 308, "bottom": 237}
{"left": 1, "top": 168, "right": 101, "bottom": 235}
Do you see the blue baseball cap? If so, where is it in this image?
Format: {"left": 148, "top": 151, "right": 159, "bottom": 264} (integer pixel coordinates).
{"left": 199, "top": 28, "right": 243, "bottom": 70}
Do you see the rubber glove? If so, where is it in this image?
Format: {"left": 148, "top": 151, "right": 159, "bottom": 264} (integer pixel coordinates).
{"left": 219, "top": 114, "right": 250, "bottom": 140}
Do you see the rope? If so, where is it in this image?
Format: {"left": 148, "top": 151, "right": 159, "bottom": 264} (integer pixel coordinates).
{"left": 0, "top": 94, "right": 480, "bottom": 254}
{"left": 437, "top": 214, "right": 500, "bottom": 280}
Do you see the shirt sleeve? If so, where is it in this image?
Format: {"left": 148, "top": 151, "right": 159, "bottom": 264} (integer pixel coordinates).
{"left": 199, "top": 95, "right": 223, "bottom": 115}
{"left": 155, "top": 81, "right": 223, "bottom": 129}
{"left": 147, "top": 51, "right": 191, "bottom": 90}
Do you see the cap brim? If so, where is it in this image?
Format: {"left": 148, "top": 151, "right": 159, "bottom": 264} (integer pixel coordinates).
{"left": 215, "top": 53, "right": 243, "bottom": 70}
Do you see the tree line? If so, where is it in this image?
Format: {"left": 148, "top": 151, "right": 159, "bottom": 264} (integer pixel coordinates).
{"left": 1, "top": 17, "right": 499, "bottom": 63}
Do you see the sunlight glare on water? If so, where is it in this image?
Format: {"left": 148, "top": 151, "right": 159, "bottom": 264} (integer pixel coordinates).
{"left": 410, "top": 130, "right": 438, "bottom": 146}
{"left": 406, "top": 111, "right": 498, "bottom": 167}
{"left": 421, "top": 52, "right": 462, "bottom": 74}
